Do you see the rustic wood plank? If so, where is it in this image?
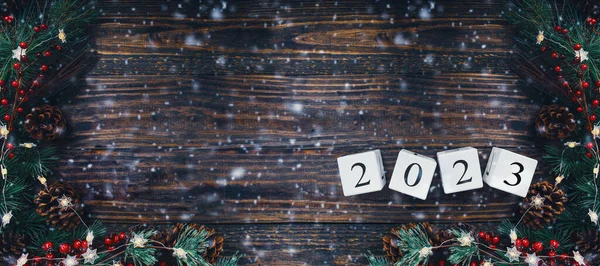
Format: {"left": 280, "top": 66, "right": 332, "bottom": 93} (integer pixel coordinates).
{"left": 55, "top": 72, "right": 543, "bottom": 224}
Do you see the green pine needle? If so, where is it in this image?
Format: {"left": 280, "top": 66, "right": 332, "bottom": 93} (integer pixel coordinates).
{"left": 395, "top": 223, "right": 433, "bottom": 266}
{"left": 213, "top": 252, "right": 243, "bottom": 266}
{"left": 365, "top": 251, "right": 392, "bottom": 266}
{"left": 172, "top": 225, "right": 211, "bottom": 266}
{"left": 124, "top": 230, "right": 158, "bottom": 266}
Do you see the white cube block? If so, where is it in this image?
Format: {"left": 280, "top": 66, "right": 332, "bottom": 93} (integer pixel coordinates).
{"left": 389, "top": 150, "right": 437, "bottom": 200}
{"left": 337, "top": 150, "right": 386, "bottom": 196}
{"left": 437, "top": 147, "right": 483, "bottom": 194}
{"left": 483, "top": 147, "right": 538, "bottom": 197}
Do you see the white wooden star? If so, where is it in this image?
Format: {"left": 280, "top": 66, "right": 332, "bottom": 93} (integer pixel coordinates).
{"left": 418, "top": 246, "right": 432, "bottom": 258}
{"left": 576, "top": 48, "right": 589, "bottom": 62}
{"left": 86, "top": 231, "right": 95, "bottom": 245}
{"left": 589, "top": 209, "right": 598, "bottom": 225}
{"left": 82, "top": 248, "right": 98, "bottom": 264}
{"left": 574, "top": 251, "right": 586, "bottom": 265}
{"left": 57, "top": 194, "right": 73, "bottom": 210}
{"left": 61, "top": 255, "right": 79, "bottom": 266}
{"left": 525, "top": 253, "right": 540, "bottom": 266}
{"left": 12, "top": 46, "right": 26, "bottom": 61}
{"left": 509, "top": 229, "right": 518, "bottom": 244}
{"left": 131, "top": 233, "right": 148, "bottom": 248}
{"left": 505, "top": 246, "right": 521, "bottom": 262}
{"left": 173, "top": 247, "right": 187, "bottom": 259}
{"left": 457, "top": 232, "right": 474, "bottom": 246}
{"left": 536, "top": 31, "right": 544, "bottom": 44}
{"left": 16, "top": 253, "right": 28, "bottom": 266}
{"left": 531, "top": 194, "right": 545, "bottom": 208}
{"left": 1, "top": 210, "right": 12, "bottom": 227}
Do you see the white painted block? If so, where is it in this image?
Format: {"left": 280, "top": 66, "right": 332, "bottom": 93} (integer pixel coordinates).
{"left": 337, "top": 150, "right": 386, "bottom": 196}
{"left": 389, "top": 149, "right": 437, "bottom": 200}
{"left": 437, "top": 147, "right": 483, "bottom": 194}
{"left": 483, "top": 147, "right": 538, "bottom": 197}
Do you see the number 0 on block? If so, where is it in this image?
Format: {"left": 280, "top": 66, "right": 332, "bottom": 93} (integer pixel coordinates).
{"left": 389, "top": 150, "right": 438, "bottom": 200}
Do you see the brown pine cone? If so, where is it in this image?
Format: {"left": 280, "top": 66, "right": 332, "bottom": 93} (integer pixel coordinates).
{"left": 0, "top": 230, "right": 26, "bottom": 256}
{"left": 535, "top": 104, "right": 576, "bottom": 140}
{"left": 34, "top": 182, "right": 82, "bottom": 230}
{"left": 24, "top": 105, "right": 67, "bottom": 140}
{"left": 152, "top": 223, "right": 224, "bottom": 263}
{"left": 383, "top": 222, "right": 443, "bottom": 263}
{"left": 574, "top": 229, "right": 600, "bottom": 263}
{"left": 519, "top": 181, "right": 567, "bottom": 229}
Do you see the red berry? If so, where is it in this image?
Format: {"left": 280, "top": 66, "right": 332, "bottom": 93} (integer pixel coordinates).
{"left": 40, "top": 24, "right": 48, "bottom": 30}
{"left": 107, "top": 246, "right": 115, "bottom": 251}
{"left": 160, "top": 262, "right": 168, "bottom": 266}
{"left": 515, "top": 238, "right": 522, "bottom": 247}
{"left": 478, "top": 231, "right": 486, "bottom": 239}
{"left": 548, "top": 250, "right": 556, "bottom": 257}
{"left": 469, "top": 262, "right": 477, "bottom": 266}
{"left": 19, "top": 42, "right": 27, "bottom": 49}
{"left": 554, "top": 66, "right": 561, "bottom": 73}
{"left": 42, "top": 241, "right": 53, "bottom": 251}
{"left": 575, "top": 44, "right": 582, "bottom": 50}
{"left": 113, "top": 234, "right": 120, "bottom": 243}
{"left": 32, "top": 80, "right": 40, "bottom": 87}
{"left": 583, "top": 81, "right": 590, "bottom": 89}
{"left": 7, "top": 143, "right": 13, "bottom": 150}
{"left": 563, "top": 81, "right": 569, "bottom": 88}
{"left": 522, "top": 238, "right": 530, "bottom": 248}
{"left": 4, "top": 114, "right": 10, "bottom": 121}
{"left": 45, "top": 253, "right": 54, "bottom": 259}
{"left": 41, "top": 65, "right": 48, "bottom": 72}
{"left": 1, "top": 99, "right": 8, "bottom": 106}
{"left": 59, "top": 243, "right": 71, "bottom": 254}
{"left": 577, "top": 106, "right": 584, "bottom": 112}
{"left": 104, "top": 237, "right": 113, "bottom": 246}
{"left": 541, "top": 46, "right": 548, "bottom": 52}
{"left": 33, "top": 26, "right": 40, "bottom": 32}
{"left": 549, "top": 239, "right": 560, "bottom": 249}
{"left": 0, "top": 80, "right": 4, "bottom": 86}
{"left": 11, "top": 80, "right": 18, "bottom": 87}
{"left": 555, "top": 25, "right": 561, "bottom": 32}
{"left": 592, "top": 19, "right": 597, "bottom": 25}
{"left": 562, "top": 28, "right": 568, "bottom": 34}
{"left": 81, "top": 240, "right": 88, "bottom": 249}
{"left": 594, "top": 99, "right": 600, "bottom": 107}
{"left": 44, "top": 50, "right": 51, "bottom": 57}
{"left": 582, "top": 64, "right": 589, "bottom": 71}
{"left": 533, "top": 241, "right": 543, "bottom": 252}
{"left": 73, "top": 239, "right": 82, "bottom": 249}
{"left": 592, "top": 114, "right": 597, "bottom": 121}
{"left": 551, "top": 51, "right": 558, "bottom": 59}
{"left": 33, "top": 256, "right": 42, "bottom": 263}
{"left": 586, "top": 142, "right": 594, "bottom": 149}
{"left": 119, "top": 232, "right": 126, "bottom": 240}
{"left": 438, "top": 260, "right": 446, "bottom": 266}
{"left": 492, "top": 236, "right": 500, "bottom": 245}
{"left": 19, "top": 90, "right": 25, "bottom": 96}
{"left": 484, "top": 233, "right": 492, "bottom": 242}
{"left": 575, "top": 90, "right": 582, "bottom": 97}
{"left": 587, "top": 152, "right": 593, "bottom": 158}
{"left": 13, "top": 63, "right": 20, "bottom": 70}
{"left": 20, "top": 55, "right": 28, "bottom": 63}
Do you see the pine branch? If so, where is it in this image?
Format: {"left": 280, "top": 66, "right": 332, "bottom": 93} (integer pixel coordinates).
{"left": 213, "top": 252, "right": 243, "bottom": 266}
{"left": 395, "top": 224, "right": 432, "bottom": 266}
{"left": 172, "top": 225, "right": 211, "bottom": 266}
{"left": 365, "top": 252, "right": 392, "bottom": 266}
{"left": 124, "top": 230, "right": 158, "bottom": 266}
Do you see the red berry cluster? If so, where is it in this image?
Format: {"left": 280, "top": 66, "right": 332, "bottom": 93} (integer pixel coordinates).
{"left": 3, "top": 15, "right": 14, "bottom": 23}
{"left": 31, "top": 239, "right": 89, "bottom": 266}
{"left": 477, "top": 231, "right": 501, "bottom": 249}
{"left": 104, "top": 231, "right": 127, "bottom": 251}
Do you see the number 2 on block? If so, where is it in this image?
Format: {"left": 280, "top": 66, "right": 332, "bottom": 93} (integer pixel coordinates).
{"left": 352, "top": 162, "right": 370, "bottom": 188}
{"left": 454, "top": 160, "right": 471, "bottom": 185}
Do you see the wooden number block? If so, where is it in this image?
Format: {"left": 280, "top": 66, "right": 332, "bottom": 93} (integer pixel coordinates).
{"left": 389, "top": 150, "right": 437, "bottom": 200}
{"left": 337, "top": 150, "right": 386, "bottom": 196}
{"left": 483, "top": 147, "right": 538, "bottom": 197}
{"left": 437, "top": 147, "right": 483, "bottom": 194}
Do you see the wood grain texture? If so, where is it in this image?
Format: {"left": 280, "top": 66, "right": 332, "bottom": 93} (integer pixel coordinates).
{"left": 55, "top": 0, "right": 543, "bottom": 264}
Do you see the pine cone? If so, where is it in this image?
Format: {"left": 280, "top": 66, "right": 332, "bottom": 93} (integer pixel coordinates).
{"left": 24, "top": 105, "right": 67, "bottom": 140}
{"left": 0, "top": 230, "right": 26, "bottom": 256}
{"left": 152, "top": 223, "right": 224, "bottom": 263}
{"left": 535, "top": 104, "right": 576, "bottom": 140}
{"left": 519, "top": 181, "right": 567, "bottom": 229}
{"left": 382, "top": 222, "right": 444, "bottom": 263}
{"left": 34, "top": 182, "right": 82, "bottom": 230}
{"left": 574, "top": 229, "right": 600, "bottom": 264}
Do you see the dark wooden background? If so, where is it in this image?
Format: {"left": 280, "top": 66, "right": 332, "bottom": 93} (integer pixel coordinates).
{"left": 56, "top": 0, "right": 546, "bottom": 264}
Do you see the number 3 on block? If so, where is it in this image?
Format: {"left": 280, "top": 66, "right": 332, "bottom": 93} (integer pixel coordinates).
{"left": 389, "top": 150, "right": 437, "bottom": 200}
{"left": 437, "top": 147, "right": 484, "bottom": 194}
{"left": 337, "top": 150, "right": 386, "bottom": 196}
{"left": 483, "top": 147, "right": 537, "bottom": 197}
